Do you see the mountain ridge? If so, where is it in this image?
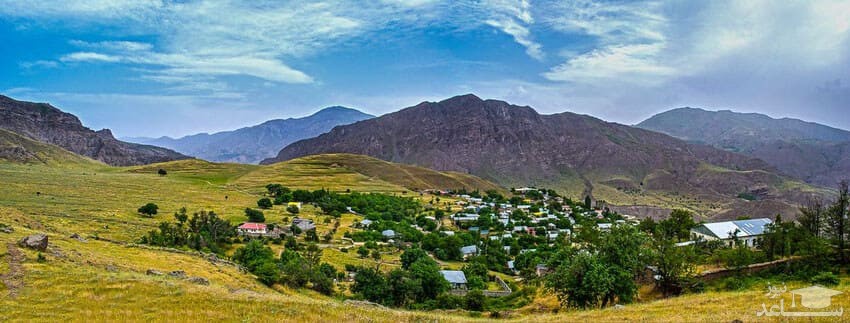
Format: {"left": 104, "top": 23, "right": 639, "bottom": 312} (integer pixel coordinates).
{"left": 126, "top": 106, "right": 374, "bottom": 164}
{"left": 638, "top": 107, "right": 850, "bottom": 187}
{"left": 263, "top": 94, "right": 822, "bottom": 219}
{"left": 0, "top": 94, "right": 189, "bottom": 166}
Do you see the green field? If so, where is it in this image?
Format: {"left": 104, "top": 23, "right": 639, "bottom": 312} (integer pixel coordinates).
{"left": 2, "top": 143, "right": 849, "bottom": 322}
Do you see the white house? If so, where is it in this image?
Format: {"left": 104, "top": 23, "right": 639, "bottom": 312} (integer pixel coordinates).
{"left": 237, "top": 222, "right": 267, "bottom": 236}
{"left": 690, "top": 218, "right": 773, "bottom": 247}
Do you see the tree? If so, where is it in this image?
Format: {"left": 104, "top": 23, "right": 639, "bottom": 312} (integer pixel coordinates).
{"left": 660, "top": 209, "right": 696, "bottom": 242}
{"left": 157, "top": 168, "right": 167, "bottom": 176}
{"left": 233, "top": 240, "right": 278, "bottom": 285}
{"left": 357, "top": 245, "right": 370, "bottom": 258}
{"left": 408, "top": 258, "right": 448, "bottom": 301}
{"left": 799, "top": 198, "right": 825, "bottom": 238}
{"left": 650, "top": 225, "right": 697, "bottom": 296}
{"left": 465, "top": 289, "right": 486, "bottom": 311}
{"left": 826, "top": 180, "right": 850, "bottom": 263}
{"left": 138, "top": 203, "right": 159, "bottom": 217}
{"left": 257, "top": 198, "right": 273, "bottom": 209}
{"left": 400, "top": 248, "right": 429, "bottom": 270}
{"left": 352, "top": 267, "right": 389, "bottom": 304}
{"left": 585, "top": 195, "right": 593, "bottom": 209}
{"left": 244, "top": 208, "right": 265, "bottom": 223}
{"left": 286, "top": 205, "right": 300, "bottom": 215}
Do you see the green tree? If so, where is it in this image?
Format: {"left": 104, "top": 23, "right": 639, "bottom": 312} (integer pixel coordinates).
{"left": 408, "top": 258, "right": 448, "bottom": 301}
{"left": 244, "top": 208, "right": 265, "bottom": 223}
{"left": 584, "top": 195, "right": 592, "bottom": 209}
{"left": 157, "top": 168, "right": 167, "bottom": 176}
{"left": 138, "top": 203, "right": 159, "bottom": 217}
{"left": 400, "top": 248, "right": 429, "bottom": 270}
{"left": 826, "top": 180, "right": 850, "bottom": 263}
{"left": 357, "top": 245, "right": 370, "bottom": 258}
{"left": 351, "top": 268, "right": 389, "bottom": 304}
{"left": 465, "top": 289, "right": 486, "bottom": 311}
{"left": 257, "top": 198, "right": 273, "bottom": 209}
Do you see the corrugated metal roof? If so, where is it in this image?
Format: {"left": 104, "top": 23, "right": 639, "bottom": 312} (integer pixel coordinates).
{"left": 440, "top": 270, "right": 467, "bottom": 284}
{"left": 695, "top": 218, "right": 773, "bottom": 238}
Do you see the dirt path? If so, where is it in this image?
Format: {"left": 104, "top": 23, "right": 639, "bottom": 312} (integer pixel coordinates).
{"left": 2, "top": 243, "right": 25, "bottom": 298}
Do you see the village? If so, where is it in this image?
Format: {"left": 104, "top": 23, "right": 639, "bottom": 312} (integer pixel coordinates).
{"left": 229, "top": 185, "right": 776, "bottom": 303}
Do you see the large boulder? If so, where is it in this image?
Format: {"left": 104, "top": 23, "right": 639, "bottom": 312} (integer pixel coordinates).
{"left": 17, "top": 234, "right": 48, "bottom": 251}
{"left": 168, "top": 270, "right": 187, "bottom": 279}
{"left": 187, "top": 277, "right": 210, "bottom": 285}
{"left": 146, "top": 269, "right": 164, "bottom": 276}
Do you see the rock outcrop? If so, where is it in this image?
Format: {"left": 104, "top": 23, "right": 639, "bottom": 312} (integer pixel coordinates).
{"left": 0, "top": 95, "right": 189, "bottom": 166}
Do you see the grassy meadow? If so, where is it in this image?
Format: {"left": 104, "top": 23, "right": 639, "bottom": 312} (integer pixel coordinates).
{"left": 2, "top": 153, "right": 850, "bottom": 322}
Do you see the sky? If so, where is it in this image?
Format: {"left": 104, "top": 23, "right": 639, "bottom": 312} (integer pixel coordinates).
{"left": 1, "top": 0, "right": 849, "bottom": 138}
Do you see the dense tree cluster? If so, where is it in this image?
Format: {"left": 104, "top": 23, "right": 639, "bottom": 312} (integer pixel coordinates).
{"left": 232, "top": 240, "right": 338, "bottom": 295}
{"left": 139, "top": 208, "right": 235, "bottom": 253}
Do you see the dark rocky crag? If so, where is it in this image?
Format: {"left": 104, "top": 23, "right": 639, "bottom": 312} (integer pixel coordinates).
{"left": 0, "top": 95, "right": 188, "bottom": 166}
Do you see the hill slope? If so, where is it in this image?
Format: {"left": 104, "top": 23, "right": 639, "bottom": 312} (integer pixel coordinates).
{"left": 0, "top": 95, "right": 188, "bottom": 166}
{"left": 126, "top": 106, "right": 374, "bottom": 164}
{"left": 638, "top": 107, "right": 850, "bottom": 187}
{"left": 0, "top": 128, "right": 100, "bottom": 166}
{"left": 241, "top": 154, "right": 503, "bottom": 193}
{"left": 265, "top": 94, "right": 824, "bottom": 219}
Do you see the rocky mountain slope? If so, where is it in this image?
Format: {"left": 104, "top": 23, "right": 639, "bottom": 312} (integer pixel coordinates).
{"left": 0, "top": 95, "right": 188, "bottom": 166}
{"left": 638, "top": 107, "right": 850, "bottom": 187}
{"left": 264, "top": 94, "right": 825, "bottom": 219}
{"left": 126, "top": 106, "right": 373, "bottom": 164}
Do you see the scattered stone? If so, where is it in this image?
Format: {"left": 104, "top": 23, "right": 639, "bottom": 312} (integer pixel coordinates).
{"left": 105, "top": 265, "right": 119, "bottom": 272}
{"left": 168, "top": 270, "right": 187, "bottom": 279}
{"left": 187, "top": 276, "right": 210, "bottom": 285}
{"left": 70, "top": 233, "right": 87, "bottom": 242}
{"left": 0, "top": 225, "right": 12, "bottom": 234}
{"left": 613, "top": 304, "right": 626, "bottom": 310}
{"left": 146, "top": 269, "right": 164, "bottom": 276}
{"left": 730, "top": 320, "right": 743, "bottom": 323}
{"left": 17, "top": 234, "right": 48, "bottom": 251}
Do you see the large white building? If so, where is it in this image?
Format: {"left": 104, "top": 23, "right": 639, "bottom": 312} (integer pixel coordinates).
{"left": 690, "top": 218, "right": 773, "bottom": 247}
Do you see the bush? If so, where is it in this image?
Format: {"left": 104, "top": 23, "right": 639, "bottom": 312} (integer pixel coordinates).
{"left": 286, "top": 205, "right": 300, "bottom": 214}
{"left": 257, "top": 198, "right": 273, "bottom": 209}
{"left": 138, "top": 203, "right": 159, "bottom": 217}
{"left": 157, "top": 169, "right": 167, "bottom": 176}
{"left": 811, "top": 271, "right": 840, "bottom": 286}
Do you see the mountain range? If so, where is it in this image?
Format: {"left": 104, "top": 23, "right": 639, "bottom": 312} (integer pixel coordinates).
{"left": 264, "top": 94, "right": 827, "bottom": 219}
{"left": 0, "top": 95, "right": 187, "bottom": 166}
{"left": 638, "top": 108, "right": 850, "bottom": 188}
{"left": 125, "top": 106, "right": 374, "bottom": 164}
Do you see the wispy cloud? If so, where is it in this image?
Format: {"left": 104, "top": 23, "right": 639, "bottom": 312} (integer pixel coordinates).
{"left": 483, "top": 0, "right": 543, "bottom": 60}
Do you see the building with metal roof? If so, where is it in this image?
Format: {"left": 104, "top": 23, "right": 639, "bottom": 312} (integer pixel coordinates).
{"left": 691, "top": 218, "right": 773, "bottom": 247}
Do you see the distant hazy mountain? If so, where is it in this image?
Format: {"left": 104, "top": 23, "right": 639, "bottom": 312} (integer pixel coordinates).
{"left": 265, "top": 94, "right": 823, "bottom": 220}
{"left": 0, "top": 95, "right": 188, "bottom": 166}
{"left": 638, "top": 107, "right": 850, "bottom": 187}
{"left": 126, "top": 106, "right": 374, "bottom": 164}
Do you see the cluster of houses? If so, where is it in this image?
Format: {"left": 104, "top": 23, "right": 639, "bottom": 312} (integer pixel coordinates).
{"left": 236, "top": 217, "right": 316, "bottom": 238}
{"left": 443, "top": 188, "right": 775, "bottom": 280}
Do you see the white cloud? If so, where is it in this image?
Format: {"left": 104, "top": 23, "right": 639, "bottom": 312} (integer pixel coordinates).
{"left": 60, "top": 52, "right": 121, "bottom": 63}
{"left": 483, "top": 0, "right": 543, "bottom": 60}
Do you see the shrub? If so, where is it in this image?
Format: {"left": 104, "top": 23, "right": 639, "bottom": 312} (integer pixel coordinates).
{"left": 286, "top": 205, "right": 300, "bottom": 214}
{"left": 138, "top": 203, "right": 159, "bottom": 217}
{"left": 157, "top": 169, "right": 167, "bottom": 176}
{"left": 811, "top": 271, "right": 840, "bottom": 286}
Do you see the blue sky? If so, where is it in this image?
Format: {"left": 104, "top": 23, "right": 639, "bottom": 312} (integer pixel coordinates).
{"left": 1, "top": 0, "right": 849, "bottom": 137}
